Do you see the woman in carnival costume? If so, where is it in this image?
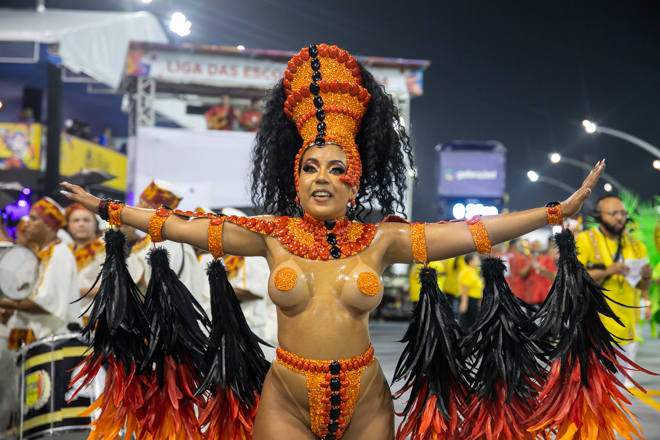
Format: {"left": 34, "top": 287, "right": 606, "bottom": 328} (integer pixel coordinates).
{"left": 62, "top": 44, "right": 608, "bottom": 440}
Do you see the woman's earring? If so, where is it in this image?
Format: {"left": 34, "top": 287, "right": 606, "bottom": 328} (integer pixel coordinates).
{"left": 350, "top": 199, "right": 356, "bottom": 207}
{"left": 295, "top": 196, "right": 299, "bottom": 205}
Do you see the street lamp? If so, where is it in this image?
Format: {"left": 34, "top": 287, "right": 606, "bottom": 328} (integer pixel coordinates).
{"left": 653, "top": 160, "right": 660, "bottom": 170}
{"left": 604, "top": 183, "right": 613, "bottom": 192}
{"left": 582, "top": 120, "right": 660, "bottom": 160}
{"left": 548, "top": 153, "right": 625, "bottom": 191}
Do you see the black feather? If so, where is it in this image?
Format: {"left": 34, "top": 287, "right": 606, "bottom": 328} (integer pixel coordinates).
{"left": 532, "top": 229, "right": 625, "bottom": 382}
{"left": 460, "top": 257, "right": 548, "bottom": 404}
{"left": 194, "top": 258, "right": 271, "bottom": 408}
{"left": 142, "top": 247, "right": 211, "bottom": 385}
{"left": 81, "top": 229, "right": 149, "bottom": 375}
{"left": 392, "top": 266, "right": 467, "bottom": 420}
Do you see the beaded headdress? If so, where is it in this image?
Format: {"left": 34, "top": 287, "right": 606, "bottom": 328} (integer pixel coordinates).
{"left": 283, "top": 44, "right": 371, "bottom": 191}
{"left": 139, "top": 179, "right": 183, "bottom": 209}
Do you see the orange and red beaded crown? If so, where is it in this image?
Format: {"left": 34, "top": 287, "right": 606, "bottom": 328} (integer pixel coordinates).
{"left": 283, "top": 44, "right": 371, "bottom": 191}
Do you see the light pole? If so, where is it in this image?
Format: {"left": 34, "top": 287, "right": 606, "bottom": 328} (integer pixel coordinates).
{"left": 549, "top": 153, "right": 626, "bottom": 192}
{"left": 582, "top": 120, "right": 660, "bottom": 160}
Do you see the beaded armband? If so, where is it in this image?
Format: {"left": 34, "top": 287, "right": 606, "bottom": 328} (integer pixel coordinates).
{"left": 107, "top": 202, "right": 124, "bottom": 227}
{"left": 467, "top": 216, "right": 491, "bottom": 254}
{"left": 208, "top": 216, "right": 225, "bottom": 260}
{"left": 545, "top": 202, "right": 563, "bottom": 226}
{"left": 148, "top": 206, "right": 171, "bottom": 243}
{"left": 410, "top": 223, "right": 427, "bottom": 265}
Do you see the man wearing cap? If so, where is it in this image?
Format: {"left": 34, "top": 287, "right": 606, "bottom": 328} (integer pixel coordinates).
{"left": 0, "top": 197, "right": 81, "bottom": 349}
{"left": 125, "top": 180, "right": 205, "bottom": 304}
{"left": 66, "top": 203, "right": 105, "bottom": 321}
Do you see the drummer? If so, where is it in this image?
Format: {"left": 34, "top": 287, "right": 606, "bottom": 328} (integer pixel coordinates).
{"left": 125, "top": 180, "right": 205, "bottom": 304}
{"left": 0, "top": 197, "right": 81, "bottom": 349}
{"left": 0, "top": 214, "right": 16, "bottom": 436}
{"left": 66, "top": 203, "right": 105, "bottom": 321}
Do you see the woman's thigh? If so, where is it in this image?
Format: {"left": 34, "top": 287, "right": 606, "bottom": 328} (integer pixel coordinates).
{"left": 253, "top": 366, "right": 316, "bottom": 440}
{"left": 341, "top": 360, "right": 395, "bottom": 440}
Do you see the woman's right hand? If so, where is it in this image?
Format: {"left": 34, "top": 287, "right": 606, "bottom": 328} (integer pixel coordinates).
{"left": 60, "top": 182, "right": 102, "bottom": 212}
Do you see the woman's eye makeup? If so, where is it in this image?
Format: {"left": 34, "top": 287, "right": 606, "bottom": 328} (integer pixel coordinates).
{"left": 330, "top": 166, "right": 346, "bottom": 174}
{"left": 302, "top": 164, "right": 317, "bottom": 172}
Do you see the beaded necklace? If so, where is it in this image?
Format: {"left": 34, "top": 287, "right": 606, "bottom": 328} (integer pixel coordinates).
{"left": 69, "top": 238, "right": 105, "bottom": 270}
{"left": 225, "top": 212, "right": 376, "bottom": 260}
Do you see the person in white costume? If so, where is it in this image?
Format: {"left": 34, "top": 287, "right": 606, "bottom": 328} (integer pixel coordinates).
{"left": 0, "top": 216, "right": 16, "bottom": 438}
{"left": 66, "top": 203, "right": 105, "bottom": 322}
{"left": 1, "top": 197, "right": 81, "bottom": 345}
{"left": 124, "top": 180, "right": 205, "bottom": 306}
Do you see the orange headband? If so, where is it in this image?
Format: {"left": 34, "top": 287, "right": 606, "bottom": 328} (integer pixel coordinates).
{"left": 32, "top": 197, "right": 66, "bottom": 231}
{"left": 283, "top": 44, "right": 370, "bottom": 191}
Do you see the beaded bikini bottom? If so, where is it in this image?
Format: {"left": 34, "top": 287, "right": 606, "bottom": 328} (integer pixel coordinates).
{"left": 275, "top": 344, "right": 375, "bottom": 440}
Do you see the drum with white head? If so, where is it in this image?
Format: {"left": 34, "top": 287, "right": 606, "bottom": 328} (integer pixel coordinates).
{"left": 0, "top": 245, "right": 39, "bottom": 300}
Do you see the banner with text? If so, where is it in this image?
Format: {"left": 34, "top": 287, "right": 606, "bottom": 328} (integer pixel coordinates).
{"left": 438, "top": 150, "right": 505, "bottom": 198}
{"left": 125, "top": 48, "right": 422, "bottom": 95}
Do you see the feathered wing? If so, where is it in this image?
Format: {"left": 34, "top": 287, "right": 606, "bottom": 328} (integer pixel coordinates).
{"left": 69, "top": 229, "right": 150, "bottom": 440}
{"left": 195, "top": 258, "right": 270, "bottom": 440}
{"left": 458, "top": 257, "right": 548, "bottom": 440}
{"left": 527, "top": 229, "right": 656, "bottom": 440}
{"left": 138, "top": 247, "right": 211, "bottom": 440}
{"left": 392, "top": 266, "right": 468, "bottom": 440}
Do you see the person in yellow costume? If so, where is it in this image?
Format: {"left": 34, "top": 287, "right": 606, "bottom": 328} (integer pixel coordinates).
{"left": 458, "top": 253, "right": 483, "bottom": 331}
{"left": 442, "top": 256, "right": 466, "bottom": 314}
{"left": 576, "top": 195, "right": 653, "bottom": 384}
{"left": 408, "top": 260, "right": 446, "bottom": 304}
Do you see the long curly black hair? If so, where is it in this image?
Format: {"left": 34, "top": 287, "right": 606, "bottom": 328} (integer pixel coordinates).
{"left": 250, "top": 61, "right": 415, "bottom": 222}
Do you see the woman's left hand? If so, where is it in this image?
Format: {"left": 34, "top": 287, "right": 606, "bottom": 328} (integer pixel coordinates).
{"left": 560, "top": 160, "right": 606, "bottom": 217}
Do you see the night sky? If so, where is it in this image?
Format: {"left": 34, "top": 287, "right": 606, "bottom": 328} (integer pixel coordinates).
{"left": 2, "top": 0, "right": 659, "bottom": 221}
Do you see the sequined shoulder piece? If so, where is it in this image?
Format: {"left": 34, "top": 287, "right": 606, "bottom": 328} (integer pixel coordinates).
{"left": 224, "top": 215, "right": 376, "bottom": 260}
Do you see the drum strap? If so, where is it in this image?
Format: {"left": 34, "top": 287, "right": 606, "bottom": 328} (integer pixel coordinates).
{"left": 8, "top": 328, "right": 35, "bottom": 350}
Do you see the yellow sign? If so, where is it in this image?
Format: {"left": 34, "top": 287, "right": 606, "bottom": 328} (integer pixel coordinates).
{"left": 0, "top": 123, "right": 41, "bottom": 170}
{"left": 60, "top": 134, "right": 127, "bottom": 191}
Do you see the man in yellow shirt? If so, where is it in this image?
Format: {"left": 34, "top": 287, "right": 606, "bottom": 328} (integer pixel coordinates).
{"left": 459, "top": 253, "right": 483, "bottom": 331}
{"left": 443, "top": 256, "right": 466, "bottom": 315}
{"left": 576, "top": 195, "right": 653, "bottom": 383}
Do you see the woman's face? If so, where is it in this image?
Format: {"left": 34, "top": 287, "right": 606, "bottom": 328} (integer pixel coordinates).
{"left": 297, "top": 144, "right": 358, "bottom": 221}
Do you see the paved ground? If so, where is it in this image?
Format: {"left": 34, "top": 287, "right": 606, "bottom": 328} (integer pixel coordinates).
{"left": 371, "top": 321, "right": 660, "bottom": 439}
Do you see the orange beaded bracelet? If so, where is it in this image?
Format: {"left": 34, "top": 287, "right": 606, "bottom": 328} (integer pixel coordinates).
{"left": 545, "top": 202, "right": 563, "bottom": 226}
{"left": 148, "top": 206, "right": 171, "bottom": 243}
{"left": 107, "top": 202, "right": 124, "bottom": 226}
{"left": 208, "top": 216, "right": 225, "bottom": 260}
{"left": 467, "top": 216, "right": 491, "bottom": 254}
{"left": 411, "top": 222, "right": 427, "bottom": 264}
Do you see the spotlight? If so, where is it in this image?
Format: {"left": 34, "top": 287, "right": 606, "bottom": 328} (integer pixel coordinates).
{"left": 237, "top": 45, "right": 245, "bottom": 51}
{"left": 604, "top": 183, "right": 612, "bottom": 192}
{"left": 170, "top": 12, "right": 191, "bottom": 37}
{"left": 0, "top": 101, "right": 3, "bottom": 110}
{"left": 653, "top": 159, "right": 660, "bottom": 170}
{"left": 582, "top": 120, "right": 597, "bottom": 134}
{"left": 141, "top": 0, "right": 152, "bottom": 3}
{"left": 550, "top": 153, "right": 561, "bottom": 163}
{"left": 22, "top": 188, "right": 31, "bottom": 195}
{"left": 527, "top": 171, "right": 539, "bottom": 182}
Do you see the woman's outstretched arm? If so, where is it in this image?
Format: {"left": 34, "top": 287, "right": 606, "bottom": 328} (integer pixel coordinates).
{"left": 383, "top": 161, "right": 605, "bottom": 265}
{"left": 60, "top": 182, "right": 268, "bottom": 257}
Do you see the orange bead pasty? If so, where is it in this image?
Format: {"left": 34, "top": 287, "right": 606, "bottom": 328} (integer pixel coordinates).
{"left": 274, "top": 267, "right": 298, "bottom": 291}
{"left": 357, "top": 272, "right": 380, "bottom": 296}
